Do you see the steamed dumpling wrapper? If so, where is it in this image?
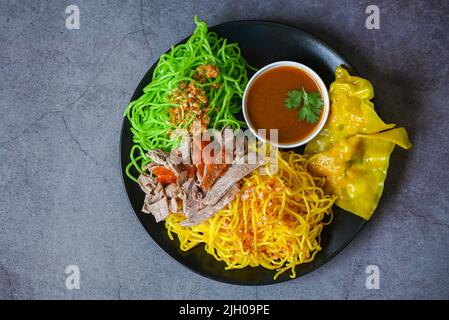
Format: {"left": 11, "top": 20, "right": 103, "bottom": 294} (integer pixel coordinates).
{"left": 305, "top": 66, "right": 395, "bottom": 154}
{"left": 305, "top": 67, "right": 411, "bottom": 220}
{"left": 307, "top": 128, "right": 410, "bottom": 220}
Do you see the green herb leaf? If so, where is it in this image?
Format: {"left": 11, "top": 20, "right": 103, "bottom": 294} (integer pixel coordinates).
{"left": 298, "top": 102, "right": 320, "bottom": 123}
{"left": 284, "top": 90, "right": 303, "bottom": 109}
{"left": 284, "top": 86, "right": 323, "bottom": 124}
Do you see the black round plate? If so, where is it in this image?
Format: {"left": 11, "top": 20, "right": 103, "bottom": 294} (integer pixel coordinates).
{"left": 120, "top": 20, "right": 366, "bottom": 285}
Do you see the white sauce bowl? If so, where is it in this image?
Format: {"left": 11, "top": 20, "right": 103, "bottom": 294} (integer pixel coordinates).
{"left": 242, "top": 61, "right": 330, "bottom": 148}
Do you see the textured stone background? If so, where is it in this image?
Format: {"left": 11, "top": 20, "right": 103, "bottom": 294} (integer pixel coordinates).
{"left": 1, "top": 0, "right": 448, "bottom": 299}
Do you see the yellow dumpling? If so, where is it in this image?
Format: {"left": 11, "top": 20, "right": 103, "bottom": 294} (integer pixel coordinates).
{"left": 357, "top": 127, "right": 412, "bottom": 150}
{"left": 305, "top": 66, "right": 395, "bottom": 154}
{"left": 307, "top": 129, "right": 410, "bottom": 220}
{"left": 305, "top": 67, "right": 411, "bottom": 220}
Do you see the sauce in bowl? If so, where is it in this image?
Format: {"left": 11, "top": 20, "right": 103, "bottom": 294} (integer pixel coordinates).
{"left": 243, "top": 62, "right": 329, "bottom": 147}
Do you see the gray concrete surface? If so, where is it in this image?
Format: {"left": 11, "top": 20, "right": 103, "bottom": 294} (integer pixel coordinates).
{"left": 1, "top": 0, "right": 448, "bottom": 299}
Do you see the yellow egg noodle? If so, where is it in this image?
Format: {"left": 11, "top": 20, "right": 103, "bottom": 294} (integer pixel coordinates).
{"left": 165, "top": 151, "right": 336, "bottom": 279}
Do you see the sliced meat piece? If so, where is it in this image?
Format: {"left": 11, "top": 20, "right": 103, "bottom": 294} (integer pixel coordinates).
{"left": 146, "top": 149, "right": 170, "bottom": 165}
{"left": 181, "top": 179, "right": 203, "bottom": 218}
{"left": 144, "top": 182, "right": 166, "bottom": 207}
{"left": 142, "top": 194, "right": 153, "bottom": 214}
{"left": 176, "top": 163, "right": 196, "bottom": 180}
{"left": 201, "top": 152, "right": 265, "bottom": 206}
{"left": 169, "top": 198, "right": 179, "bottom": 213}
{"left": 164, "top": 183, "right": 182, "bottom": 199}
{"left": 142, "top": 195, "right": 170, "bottom": 222}
{"left": 142, "top": 192, "right": 162, "bottom": 214}
{"left": 138, "top": 174, "right": 157, "bottom": 194}
{"left": 180, "top": 185, "right": 239, "bottom": 227}
{"left": 177, "top": 170, "right": 189, "bottom": 186}
{"left": 195, "top": 170, "right": 203, "bottom": 184}
{"left": 185, "top": 164, "right": 196, "bottom": 179}
{"left": 153, "top": 182, "right": 165, "bottom": 199}
{"left": 147, "top": 149, "right": 180, "bottom": 175}
{"left": 142, "top": 197, "right": 170, "bottom": 222}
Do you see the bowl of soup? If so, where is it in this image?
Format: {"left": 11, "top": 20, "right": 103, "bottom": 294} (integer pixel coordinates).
{"left": 242, "top": 61, "right": 330, "bottom": 148}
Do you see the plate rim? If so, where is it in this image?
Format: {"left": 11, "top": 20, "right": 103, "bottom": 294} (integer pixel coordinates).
{"left": 119, "top": 19, "right": 368, "bottom": 286}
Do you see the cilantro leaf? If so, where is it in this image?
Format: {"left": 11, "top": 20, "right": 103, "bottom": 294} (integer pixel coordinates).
{"left": 298, "top": 103, "right": 320, "bottom": 123}
{"left": 307, "top": 91, "right": 323, "bottom": 111}
{"left": 284, "top": 90, "right": 303, "bottom": 109}
{"left": 285, "top": 86, "right": 323, "bottom": 124}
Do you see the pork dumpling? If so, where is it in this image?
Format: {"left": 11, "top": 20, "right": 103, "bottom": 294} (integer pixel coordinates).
{"left": 307, "top": 128, "right": 411, "bottom": 220}
{"left": 305, "top": 65, "right": 411, "bottom": 220}
{"left": 305, "top": 66, "right": 395, "bottom": 154}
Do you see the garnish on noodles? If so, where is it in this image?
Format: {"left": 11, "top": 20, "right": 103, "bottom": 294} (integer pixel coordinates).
{"left": 165, "top": 151, "right": 336, "bottom": 279}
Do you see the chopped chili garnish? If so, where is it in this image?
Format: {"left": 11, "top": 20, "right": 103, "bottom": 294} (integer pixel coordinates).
{"left": 152, "top": 166, "right": 177, "bottom": 185}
